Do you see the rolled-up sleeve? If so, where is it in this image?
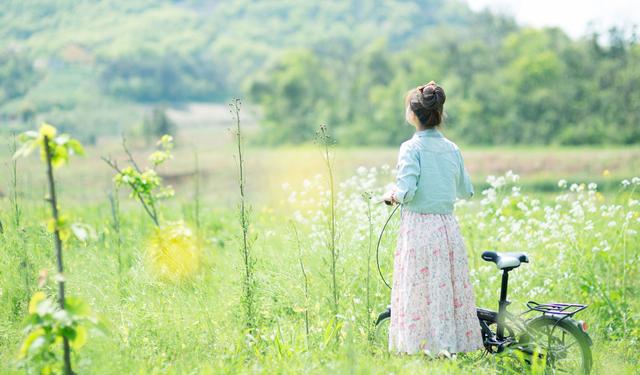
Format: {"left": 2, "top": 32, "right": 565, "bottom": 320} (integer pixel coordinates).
{"left": 394, "top": 143, "right": 420, "bottom": 204}
{"left": 456, "top": 150, "right": 474, "bottom": 199}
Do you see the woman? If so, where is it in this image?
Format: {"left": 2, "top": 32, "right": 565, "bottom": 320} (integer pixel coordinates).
{"left": 382, "top": 81, "right": 483, "bottom": 357}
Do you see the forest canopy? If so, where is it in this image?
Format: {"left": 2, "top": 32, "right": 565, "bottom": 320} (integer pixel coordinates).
{"left": 0, "top": 0, "right": 638, "bottom": 145}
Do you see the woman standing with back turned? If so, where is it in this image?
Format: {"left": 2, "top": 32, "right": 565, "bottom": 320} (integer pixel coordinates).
{"left": 382, "top": 81, "right": 483, "bottom": 357}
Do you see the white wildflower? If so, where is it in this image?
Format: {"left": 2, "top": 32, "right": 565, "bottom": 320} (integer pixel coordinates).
{"left": 288, "top": 191, "right": 297, "bottom": 203}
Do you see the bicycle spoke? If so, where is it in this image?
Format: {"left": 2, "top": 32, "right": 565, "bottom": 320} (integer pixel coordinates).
{"left": 554, "top": 366, "right": 573, "bottom": 374}
{"left": 534, "top": 324, "right": 584, "bottom": 375}
{"left": 563, "top": 341, "right": 578, "bottom": 350}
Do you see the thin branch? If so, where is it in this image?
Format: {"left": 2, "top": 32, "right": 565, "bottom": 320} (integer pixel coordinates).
{"left": 101, "top": 156, "right": 159, "bottom": 227}
{"left": 121, "top": 134, "right": 141, "bottom": 173}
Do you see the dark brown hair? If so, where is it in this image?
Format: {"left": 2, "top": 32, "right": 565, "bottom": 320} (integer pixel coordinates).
{"left": 405, "top": 81, "right": 446, "bottom": 128}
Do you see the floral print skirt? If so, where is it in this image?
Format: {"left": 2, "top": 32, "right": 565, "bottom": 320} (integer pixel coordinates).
{"left": 389, "top": 209, "right": 484, "bottom": 355}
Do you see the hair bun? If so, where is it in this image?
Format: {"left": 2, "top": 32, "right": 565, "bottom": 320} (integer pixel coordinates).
{"left": 406, "top": 80, "right": 446, "bottom": 127}
{"left": 418, "top": 81, "right": 446, "bottom": 111}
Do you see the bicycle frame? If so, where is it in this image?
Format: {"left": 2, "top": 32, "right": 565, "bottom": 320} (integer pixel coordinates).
{"left": 479, "top": 266, "right": 590, "bottom": 354}
{"left": 478, "top": 267, "right": 530, "bottom": 352}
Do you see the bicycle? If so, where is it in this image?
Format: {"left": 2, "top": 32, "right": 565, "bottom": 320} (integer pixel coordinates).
{"left": 375, "top": 251, "right": 592, "bottom": 374}
{"left": 373, "top": 250, "right": 593, "bottom": 373}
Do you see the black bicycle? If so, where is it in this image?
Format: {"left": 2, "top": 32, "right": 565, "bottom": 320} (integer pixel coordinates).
{"left": 373, "top": 250, "right": 593, "bottom": 374}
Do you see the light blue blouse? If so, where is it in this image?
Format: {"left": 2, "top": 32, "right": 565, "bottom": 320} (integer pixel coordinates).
{"left": 393, "top": 128, "right": 474, "bottom": 214}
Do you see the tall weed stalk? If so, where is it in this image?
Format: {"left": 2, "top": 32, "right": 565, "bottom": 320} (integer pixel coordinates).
{"left": 290, "top": 222, "right": 310, "bottom": 349}
{"left": 230, "top": 98, "right": 257, "bottom": 330}
{"left": 362, "top": 192, "right": 374, "bottom": 342}
{"left": 108, "top": 188, "right": 124, "bottom": 296}
{"left": 316, "top": 124, "right": 340, "bottom": 328}
{"left": 10, "top": 132, "right": 22, "bottom": 228}
{"left": 5, "top": 133, "right": 27, "bottom": 296}
{"left": 193, "top": 149, "right": 202, "bottom": 246}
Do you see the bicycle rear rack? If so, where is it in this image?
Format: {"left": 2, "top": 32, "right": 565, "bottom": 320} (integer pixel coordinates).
{"left": 526, "top": 301, "right": 587, "bottom": 316}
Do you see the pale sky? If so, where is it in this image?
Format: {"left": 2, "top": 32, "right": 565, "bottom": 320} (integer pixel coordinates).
{"left": 466, "top": 0, "right": 640, "bottom": 39}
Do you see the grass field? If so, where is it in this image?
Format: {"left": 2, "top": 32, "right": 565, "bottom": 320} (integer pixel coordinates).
{"left": 1, "top": 128, "right": 639, "bottom": 374}
{"left": 1, "top": 126, "right": 639, "bottom": 205}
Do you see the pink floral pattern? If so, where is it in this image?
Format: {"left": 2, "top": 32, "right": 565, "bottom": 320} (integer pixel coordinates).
{"left": 389, "top": 209, "right": 484, "bottom": 355}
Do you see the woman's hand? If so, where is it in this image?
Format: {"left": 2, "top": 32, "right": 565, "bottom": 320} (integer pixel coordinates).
{"left": 381, "top": 190, "right": 397, "bottom": 206}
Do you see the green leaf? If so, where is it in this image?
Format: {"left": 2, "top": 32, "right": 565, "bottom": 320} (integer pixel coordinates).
{"left": 39, "top": 123, "right": 57, "bottom": 139}
{"left": 70, "top": 325, "right": 87, "bottom": 349}
{"left": 13, "top": 139, "right": 38, "bottom": 159}
{"left": 18, "top": 328, "right": 45, "bottom": 359}
{"left": 66, "top": 139, "right": 85, "bottom": 156}
{"left": 59, "top": 326, "right": 76, "bottom": 340}
{"left": 50, "top": 144, "right": 69, "bottom": 168}
{"left": 28, "top": 292, "right": 47, "bottom": 314}
{"left": 18, "top": 130, "right": 38, "bottom": 142}
{"left": 65, "top": 296, "right": 91, "bottom": 317}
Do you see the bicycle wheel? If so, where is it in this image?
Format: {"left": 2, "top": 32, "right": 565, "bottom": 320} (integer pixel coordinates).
{"left": 371, "top": 315, "right": 391, "bottom": 353}
{"left": 526, "top": 316, "right": 592, "bottom": 374}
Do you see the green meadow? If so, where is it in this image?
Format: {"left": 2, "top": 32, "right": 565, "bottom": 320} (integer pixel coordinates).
{"left": 1, "top": 128, "right": 639, "bottom": 373}
{"left": 2, "top": 0, "right": 640, "bottom": 373}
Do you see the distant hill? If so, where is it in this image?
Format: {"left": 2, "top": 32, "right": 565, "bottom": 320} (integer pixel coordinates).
{"left": 1, "top": 0, "right": 637, "bottom": 145}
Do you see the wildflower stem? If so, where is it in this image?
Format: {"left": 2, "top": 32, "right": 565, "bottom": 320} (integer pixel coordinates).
{"left": 364, "top": 193, "right": 373, "bottom": 341}
{"left": 193, "top": 149, "right": 201, "bottom": 245}
{"left": 10, "top": 132, "right": 21, "bottom": 228}
{"left": 108, "top": 188, "right": 123, "bottom": 298}
{"left": 291, "top": 222, "right": 310, "bottom": 348}
{"left": 318, "top": 124, "right": 339, "bottom": 324}
{"left": 231, "top": 98, "right": 256, "bottom": 329}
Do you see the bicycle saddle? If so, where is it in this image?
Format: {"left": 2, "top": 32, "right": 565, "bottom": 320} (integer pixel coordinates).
{"left": 481, "top": 251, "right": 529, "bottom": 270}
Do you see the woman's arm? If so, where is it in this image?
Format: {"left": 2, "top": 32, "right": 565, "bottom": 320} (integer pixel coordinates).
{"left": 392, "top": 142, "right": 420, "bottom": 204}
{"left": 456, "top": 149, "right": 474, "bottom": 199}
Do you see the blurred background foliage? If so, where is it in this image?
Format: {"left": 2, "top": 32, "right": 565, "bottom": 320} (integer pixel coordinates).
{"left": 0, "top": 0, "right": 638, "bottom": 145}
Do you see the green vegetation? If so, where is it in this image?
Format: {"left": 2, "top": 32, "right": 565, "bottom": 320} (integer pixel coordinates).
{"left": 12, "top": 124, "right": 103, "bottom": 374}
{"left": 252, "top": 27, "right": 640, "bottom": 146}
{"left": 230, "top": 98, "right": 258, "bottom": 330}
{"left": 102, "top": 134, "right": 176, "bottom": 227}
{"left": 1, "top": 1, "right": 639, "bottom": 372}
{"left": 1, "top": 1, "right": 637, "bottom": 145}
{"left": 1, "top": 136, "right": 639, "bottom": 373}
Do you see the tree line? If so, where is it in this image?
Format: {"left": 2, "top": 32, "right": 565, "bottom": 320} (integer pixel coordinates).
{"left": 250, "top": 26, "right": 640, "bottom": 146}
{"left": 1, "top": 0, "right": 637, "bottom": 145}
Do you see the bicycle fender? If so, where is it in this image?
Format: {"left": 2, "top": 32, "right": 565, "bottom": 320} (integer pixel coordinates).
{"left": 527, "top": 315, "right": 593, "bottom": 346}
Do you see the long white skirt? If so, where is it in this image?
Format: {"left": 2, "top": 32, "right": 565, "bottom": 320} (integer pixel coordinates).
{"left": 388, "top": 209, "right": 484, "bottom": 355}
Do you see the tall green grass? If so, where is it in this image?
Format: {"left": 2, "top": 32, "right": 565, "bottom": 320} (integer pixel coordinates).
{"left": 1, "top": 139, "right": 639, "bottom": 373}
